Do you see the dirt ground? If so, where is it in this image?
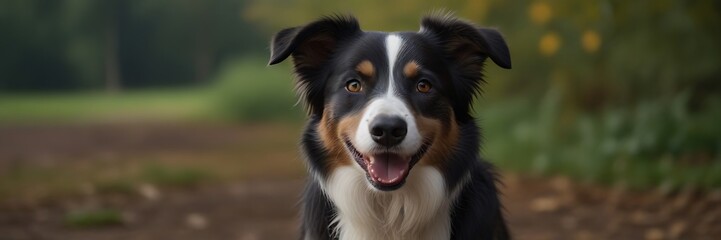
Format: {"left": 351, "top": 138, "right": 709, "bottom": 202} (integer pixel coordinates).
{"left": 0, "top": 124, "right": 719, "bottom": 240}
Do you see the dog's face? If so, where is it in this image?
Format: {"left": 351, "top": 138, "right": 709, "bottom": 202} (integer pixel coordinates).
{"left": 269, "top": 15, "right": 510, "bottom": 191}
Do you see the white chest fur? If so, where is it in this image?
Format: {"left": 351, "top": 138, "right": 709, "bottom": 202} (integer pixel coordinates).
{"left": 321, "top": 166, "right": 451, "bottom": 240}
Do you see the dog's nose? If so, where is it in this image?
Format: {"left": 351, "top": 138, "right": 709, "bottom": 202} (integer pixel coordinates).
{"left": 369, "top": 115, "right": 407, "bottom": 147}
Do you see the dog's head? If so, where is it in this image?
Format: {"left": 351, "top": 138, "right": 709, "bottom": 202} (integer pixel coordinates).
{"left": 269, "top": 14, "right": 510, "bottom": 191}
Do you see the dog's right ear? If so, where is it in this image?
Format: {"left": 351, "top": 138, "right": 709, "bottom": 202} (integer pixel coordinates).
{"left": 268, "top": 15, "right": 361, "bottom": 115}
{"left": 268, "top": 15, "right": 361, "bottom": 68}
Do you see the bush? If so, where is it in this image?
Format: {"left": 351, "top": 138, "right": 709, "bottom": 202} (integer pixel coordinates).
{"left": 213, "top": 58, "right": 304, "bottom": 122}
{"left": 481, "top": 89, "right": 721, "bottom": 190}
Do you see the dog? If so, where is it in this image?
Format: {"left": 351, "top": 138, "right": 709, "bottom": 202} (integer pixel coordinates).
{"left": 269, "top": 13, "right": 512, "bottom": 240}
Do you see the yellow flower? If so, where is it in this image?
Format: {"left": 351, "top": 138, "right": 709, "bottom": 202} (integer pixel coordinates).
{"left": 529, "top": 1, "right": 552, "bottom": 25}
{"left": 539, "top": 32, "right": 561, "bottom": 57}
{"left": 581, "top": 30, "right": 602, "bottom": 53}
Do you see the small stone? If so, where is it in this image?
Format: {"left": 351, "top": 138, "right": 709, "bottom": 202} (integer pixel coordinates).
{"left": 550, "top": 176, "right": 572, "bottom": 192}
{"left": 606, "top": 218, "right": 621, "bottom": 234}
{"left": 530, "top": 197, "right": 561, "bottom": 213}
{"left": 645, "top": 228, "right": 664, "bottom": 240}
{"left": 561, "top": 216, "right": 578, "bottom": 230}
{"left": 606, "top": 184, "right": 626, "bottom": 210}
{"left": 574, "top": 230, "right": 594, "bottom": 240}
{"left": 238, "top": 232, "right": 259, "bottom": 240}
{"left": 122, "top": 211, "right": 137, "bottom": 224}
{"left": 672, "top": 190, "right": 693, "bottom": 212}
{"left": 668, "top": 221, "right": 687, "bottom": 239}
{"left": 707, "top": 189, "right": 721, "bottom": 202}
{"left": 138, "top": 183, "right": 160, "bottom": 201}
{"left": 702, "top": 209, "right": 718, "bottom": 224}
{"left": 186, "top": 213, "right": 208, "bottom": 230}
{"left": 80, "top": 182, "right": 96, "bottom": 196}
{"left": 33, "top": 209, "right": 50, "bottom": 222}
{"left": 631, "top": 211, "right": 650, "bottom": 225}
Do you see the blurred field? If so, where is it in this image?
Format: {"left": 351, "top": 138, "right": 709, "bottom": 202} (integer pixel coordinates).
{"left": 2, "top": 0, "right": 721, "bottom": 239}
{"left": 0, "top": 123, "right": 304, "bottom": 205}
{"left": 1, "top": 64, "right": 720, "bottom": 238}
{"left": 2, "top": 60, "right": 720, "bottom": 190}
{"left": 0, "top": 90, "right": 214, "bottom": 124}
{"left": 2, "top": 123, "right": 720, "bottom": 240}
{"left": 0, "top": 59, "right": 302, "bottom": 124}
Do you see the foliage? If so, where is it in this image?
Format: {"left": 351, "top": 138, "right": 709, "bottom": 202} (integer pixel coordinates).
{"left": 0, "top": 0, "right": 719, "bottom": 189}
{"left": 0, "top": 0, "right": 265, "bottom": 91}
{"left": 141, "top": 164, "right": 210, "bottom": 187}
{"left": 213, "top": 58, "right": 305, "bottom": 122}
{"left": 64, "top": 209, "right": 123, "bottom": 228}
{"left": 0, "top": 89, "right": 217, "bottom": 124}
{"left": 0, "top": 58, "right": 303, "bottom": 124}
{"left": 241, "top": 0, "right": 721, "bottom": 124}
{"left": 481, "top": 90, "right": 721, "bottom": 189}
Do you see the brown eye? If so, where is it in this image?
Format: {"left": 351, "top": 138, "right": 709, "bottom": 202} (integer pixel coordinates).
{"left": 345, "top": 79, "right": 362, "bottom": 92}
{"left": 417, "top": 79, "right": 432, "bottom": 93}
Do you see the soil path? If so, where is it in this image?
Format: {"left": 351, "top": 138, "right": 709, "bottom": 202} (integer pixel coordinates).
{"left": 1, "top": 124, "right": 719, "bottom": 240}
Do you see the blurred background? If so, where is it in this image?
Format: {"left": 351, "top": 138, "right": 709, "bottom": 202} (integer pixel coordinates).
{"left": 1, "top": 0, "right": 720, "bottom": 239}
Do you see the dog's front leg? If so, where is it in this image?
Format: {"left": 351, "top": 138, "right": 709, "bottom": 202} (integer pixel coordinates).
{"left": 300, "top": 180, "right": 337, "bottom": 240}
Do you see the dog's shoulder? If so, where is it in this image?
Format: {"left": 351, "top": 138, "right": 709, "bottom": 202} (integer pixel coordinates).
{"left": 450, "top": 162, "right": 510, "bottom": 240}
{"left": 300, "top": 179, "right": 337, "bottom": 240}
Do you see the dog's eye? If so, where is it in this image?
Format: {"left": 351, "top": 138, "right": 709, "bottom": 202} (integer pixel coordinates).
{"left": 417, "top": 79, "right": 432, "bottom": 93}
{"left": 345, "top": 79, "right": 362, "bottom": 92}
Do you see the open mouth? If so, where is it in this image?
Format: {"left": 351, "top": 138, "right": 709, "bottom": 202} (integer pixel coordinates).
{"left": 343, "top": 138, "right": 429, "bottom": 191}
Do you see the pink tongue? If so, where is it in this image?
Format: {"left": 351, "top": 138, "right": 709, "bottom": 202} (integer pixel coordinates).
{"left": 368, "top": 153, "right": 409, "bottom": 185}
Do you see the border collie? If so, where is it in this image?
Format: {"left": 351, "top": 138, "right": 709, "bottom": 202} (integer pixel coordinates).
{"left": 269, "top": 13, "right": 512, "bottom": 240}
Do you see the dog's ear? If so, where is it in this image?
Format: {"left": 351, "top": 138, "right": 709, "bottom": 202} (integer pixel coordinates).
{"left": 420, "top": 15, "right": 511, "bottom": 69}
{"left": 475, "top": 27, "right": 512, "bottom": 69}
{"left": 268, "top": 15, "right": 361, "bottom": 115}
{"left": 268, "top": 15, "right": 361, "bottom": 67}
{"left": 420, "top": 14, "right": 511, "bottom": 122}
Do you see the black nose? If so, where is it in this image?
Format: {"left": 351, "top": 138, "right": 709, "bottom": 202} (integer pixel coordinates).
{"left": 369, "top": 115, "right": 407, "bottom": 147}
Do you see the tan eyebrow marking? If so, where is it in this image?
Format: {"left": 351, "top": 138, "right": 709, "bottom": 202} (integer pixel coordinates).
{"left": 355, "top": 60, "right": 375, "bottom": 77}
{"left": 403, "top": 61, "right": 420, "bottom": 78}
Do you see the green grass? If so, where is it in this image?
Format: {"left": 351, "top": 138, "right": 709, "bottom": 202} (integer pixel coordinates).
{"left": 0, "top": 88, "right": 218, "bottom": 124}
{"left": 0, "top": 58, "right": 303, "bottom": 124}
{"left": 141, "top": 164, "right": 210, "bottom": 187}
{"left": 94, "top": 180, "right": 137, "bottom": 195}
{"left": 64, "top": 209, "right": 124, "bottom": 228}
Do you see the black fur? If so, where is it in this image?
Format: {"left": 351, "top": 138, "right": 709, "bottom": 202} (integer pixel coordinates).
{"left": 270, "top": 14, "right": 512, "bottom": 240}
{"left": 299, "top": 171, "right": 336, "bottom": 240}
{"left": 269, "top": 15, "right": 362, "bottom": 116}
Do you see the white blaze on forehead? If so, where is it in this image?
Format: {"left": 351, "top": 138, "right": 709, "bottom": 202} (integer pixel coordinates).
{"left": 385, "top": 35, "right": 403, "bottom": 96}
{"left": 351, "top": 34, "right": 422, "bottom": 159}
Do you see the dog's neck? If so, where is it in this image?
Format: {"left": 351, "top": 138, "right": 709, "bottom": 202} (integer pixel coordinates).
{"left": 320, "top": 166, "right": 456, "bottom": 240}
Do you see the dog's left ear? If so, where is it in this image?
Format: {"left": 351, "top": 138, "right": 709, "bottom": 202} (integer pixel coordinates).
{"left": 420, "top": 15, "right": 512, "bottom": 69}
